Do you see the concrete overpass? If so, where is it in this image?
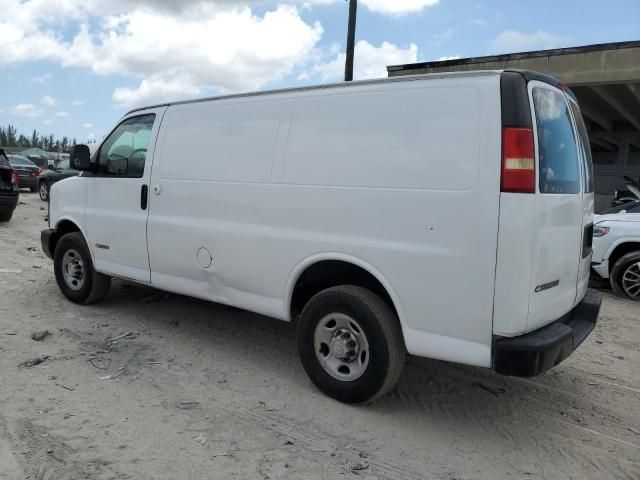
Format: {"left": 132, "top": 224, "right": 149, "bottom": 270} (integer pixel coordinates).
{"left": 387, "top": 41, "right": 640, "bottom": 211}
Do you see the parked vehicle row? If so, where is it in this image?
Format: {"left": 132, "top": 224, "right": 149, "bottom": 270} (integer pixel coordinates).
{"left": 0, "top": 149, "right": 20, "bottom": 222}
{"left": 41, "top": 70, "right": 601, "bottom": 403}
{"left": 7, "top": 154, "right": 41, "bottom": 192}
{"left": 36, "top": 158, "right": 79, "bottom": 201}
{"left": 0, "top": 154, "right": 79, "bottom": 201}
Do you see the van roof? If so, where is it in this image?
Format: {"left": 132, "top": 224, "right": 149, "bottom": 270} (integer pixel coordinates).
{"left": 126, "top": 69, "right": 514, "bottom": 115}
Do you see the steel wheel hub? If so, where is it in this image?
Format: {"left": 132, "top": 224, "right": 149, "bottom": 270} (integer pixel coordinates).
{"left": 62, "top": 249, "right": 85, "bottom": 291}
{"left": 329, "top": 328, "right": 359, "bottom": 361}
{"left": 622, "top": 262, "right": 640, "bottom": 300}
{"left": 314, "top": 313, "right": 370, "bottom": 381}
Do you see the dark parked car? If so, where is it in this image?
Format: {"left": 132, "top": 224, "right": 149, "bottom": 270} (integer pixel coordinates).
{"left": 37, "top": 158, "right": 79, "bottom": 201}
{"left": 8, "top": 155, "right": 41, "bottom": 192}
{"left": 0, "top": 149, "right": 19, "bottom": 222}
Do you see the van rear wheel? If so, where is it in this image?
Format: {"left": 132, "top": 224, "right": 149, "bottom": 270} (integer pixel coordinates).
{"left": 54, "top": 232, "right": 111, "bottom": 304}
{"left": 610, "top": 251, "right": 640, "bottom": 301}
{"left": 297, "top": 285, "right": 405, "bottom": 404}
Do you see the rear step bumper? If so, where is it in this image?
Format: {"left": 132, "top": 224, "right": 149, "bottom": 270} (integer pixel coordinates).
{"left": 493, "top": 290, "right": 602, "bottom": 377}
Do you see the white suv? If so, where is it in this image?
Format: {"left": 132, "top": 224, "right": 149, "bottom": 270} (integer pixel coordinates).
{"left": 592, "top": 201, "right": 640, "bottom": 301}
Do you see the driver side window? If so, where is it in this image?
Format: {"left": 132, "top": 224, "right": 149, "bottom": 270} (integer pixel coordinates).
{"left": 97, "top": 114, "right": 155, "bottom": 178}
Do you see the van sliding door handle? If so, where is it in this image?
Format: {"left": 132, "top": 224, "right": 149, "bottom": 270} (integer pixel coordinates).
{"left": 141, "top": 184, "right": 148, "bottom": 210}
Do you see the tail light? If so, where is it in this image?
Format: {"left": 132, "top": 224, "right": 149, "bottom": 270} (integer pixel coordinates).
{"left": 31, "top": 168, "right": 42, "bottom": 177}
{"left": 501, "top": 127, "right": 535, "bottom": 193}
{"left": 10, "top": 169, "right": 19, "bottom": 186}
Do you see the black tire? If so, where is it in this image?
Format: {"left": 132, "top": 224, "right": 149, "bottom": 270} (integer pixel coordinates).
{"left": 297, "top": 285, "right": 405, "bottom": 404}
{"left": 0, "top": 210, "right": 13, "bottom": 222}
{"left": 610, "top": 251, "right": 640, "bottom": 301}
{"left": 54, "top": 232, "right": 111, "bottom": 304}
{"left": 39, "top": 181, "right": 49, "bottom": 201}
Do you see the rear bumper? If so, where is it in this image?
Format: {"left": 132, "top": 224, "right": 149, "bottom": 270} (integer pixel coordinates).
{"left": 0, "top": 193, "right": 19, "bottom": 212}
{"left": 41, "top": 228, "right": 56, "bottom": 259}
{"left": 18, "top": 177, "right": 37, "bottom": 188}
{"left": 493, "top": 289, "right": 601, "bottom": 377}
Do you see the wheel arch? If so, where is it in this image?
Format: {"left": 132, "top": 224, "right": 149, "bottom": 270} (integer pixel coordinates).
{"left": 285, "top": 253, "right": 405, "bottom": 329}
{"left": 51, "top": 217, "right": 93, "bottom": 259}
{"left": 607, "top": 239, "right": 640, "bottom": 274}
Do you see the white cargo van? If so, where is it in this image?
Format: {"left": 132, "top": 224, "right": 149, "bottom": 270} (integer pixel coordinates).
{"left": 42, "top": 70, "right": 601, "bottom": 403}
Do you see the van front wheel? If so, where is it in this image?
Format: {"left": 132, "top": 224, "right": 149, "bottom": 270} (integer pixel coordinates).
{"left": 297, "top": 285, "right": 405, "bottom": 404}
{"left": 54, "top": 232, "right": 111, "bottom": 304}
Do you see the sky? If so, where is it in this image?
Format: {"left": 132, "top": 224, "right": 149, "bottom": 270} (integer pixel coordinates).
{"left": 0, "top": 0, "right": 638, "bottom": 144}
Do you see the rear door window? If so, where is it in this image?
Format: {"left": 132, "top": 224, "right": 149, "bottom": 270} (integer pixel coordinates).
{"left": 568, "top": 100, "right": 594, "bottom": 193}
{"left": 532, "top": 88, "right": 580, "bottom": 194}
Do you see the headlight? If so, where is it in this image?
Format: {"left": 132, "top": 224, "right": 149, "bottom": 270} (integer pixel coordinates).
{"left": 593, "top": 225, "right": 610, "bottom": 237}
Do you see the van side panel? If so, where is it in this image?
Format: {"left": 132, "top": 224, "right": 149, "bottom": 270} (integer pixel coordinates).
{"left": 148, "top": 75, "right": 502, "bottom": 367}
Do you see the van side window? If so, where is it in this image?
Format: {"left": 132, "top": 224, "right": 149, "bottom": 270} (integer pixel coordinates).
{"left": 533, "top": 88, "right": 580, "bottom": 194}
{"left": 569, "top": 101, "right": 594, "bottom": 193}
{"left": 97, "top": 115, "right": 155, "bottom": 178}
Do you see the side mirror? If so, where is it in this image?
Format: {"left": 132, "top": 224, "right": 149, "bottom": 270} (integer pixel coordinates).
{"left": 70, "top": 145, "right": 91, "bottom": 171}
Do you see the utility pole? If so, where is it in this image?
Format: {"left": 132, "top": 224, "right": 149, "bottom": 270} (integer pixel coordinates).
{"left": 344, "top": 0, "right": 357, "bottom": 82}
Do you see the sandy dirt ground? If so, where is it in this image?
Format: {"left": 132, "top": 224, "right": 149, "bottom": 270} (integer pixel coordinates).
{"left": 0, "top": 192, "right": 639, "bottom": 480}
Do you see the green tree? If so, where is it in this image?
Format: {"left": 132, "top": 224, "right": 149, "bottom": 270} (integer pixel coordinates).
{"left": 17, "top": 134, "right": 30, "bottom": 147}
{"left": 6, "top": 125, "right": 17, "bottom": 146}
{"left": 30, "top": 129, "right": 40, "bottom": 149}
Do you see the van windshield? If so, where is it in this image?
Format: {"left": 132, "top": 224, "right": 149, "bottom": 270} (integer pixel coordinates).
{"left": 533, "top": 88, "right": 580, "bottom": 194}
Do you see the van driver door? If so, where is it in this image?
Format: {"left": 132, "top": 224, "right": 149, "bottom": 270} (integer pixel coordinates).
{"left": 84, "top": 107, "right": 166, "bottom": 283}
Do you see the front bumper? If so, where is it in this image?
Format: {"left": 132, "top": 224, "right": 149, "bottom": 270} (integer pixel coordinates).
{"left": 493, "top": 289, "right": 601, "bottom": 377}
{"left": 591, "top": 261, "right": 609, "bottom": 279}
{"left": 41, "top": 228, "right": 56, "bottom": 259}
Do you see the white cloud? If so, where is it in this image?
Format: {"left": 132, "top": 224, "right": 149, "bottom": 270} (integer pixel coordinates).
{"left": 40, "top": 95, "right": 57, "bottom": 107}
{"left": 31, "top": 72, "right": 53, "bottom": 83}
{"left": 71, "top": 100, "right": 85, "bottom": 106}
{"left": 10, "top": 104, "right": 42, "bottom": 118}
{"left": 312, "top": 40, "right": 418, "bottom": 82}
{"left": 112, "top": 72, "right": 202, "bottom": 108}
{"left": 490, "top": 31, "right": 569, "bottom": 54}
{"left": 0, "top": 2, "right": 324, "bottom": 108}
{"left": 82, "top": 122, "right": 94, "bottom": 128}
{"left": 55, "top": 111, "right": 70, "bottom": 118}
{"left": 360, "top": 0, "right": 439, "bottom": 14}
{"left": 430, "top": 28, "right": 453, "bottom": 47}
{"left": 305, "top": 0, "right": 439, "bottom": 15}
{"left": 437, "top": 55, "right": 460, "bottom": 61}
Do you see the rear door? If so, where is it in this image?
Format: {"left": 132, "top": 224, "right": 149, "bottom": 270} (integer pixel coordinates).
{"left": 526, "top": 82, "right": 585, "bottom": 331}
{"left": 568, "top": 98, "right": 595, "bottom": 303}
